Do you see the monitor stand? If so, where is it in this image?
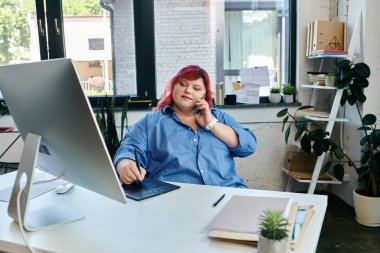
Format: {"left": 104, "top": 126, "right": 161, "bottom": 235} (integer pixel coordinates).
{"left": 7, "top": 133, "right": 85, "bottom": 231}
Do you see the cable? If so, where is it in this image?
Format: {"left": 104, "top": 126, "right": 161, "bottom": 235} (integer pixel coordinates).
{"left": 15, "top": 175, "right": 63, "bottom": 253}
{"left": 33, "top": 175, "right": 64, "bottom": 185}
{"left": 17, "top": 188, "right": 36, "bottom": 253}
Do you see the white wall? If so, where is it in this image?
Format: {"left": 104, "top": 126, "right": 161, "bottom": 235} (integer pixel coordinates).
{"left": 331, "top": 0, "right": 380, "bottom": 205}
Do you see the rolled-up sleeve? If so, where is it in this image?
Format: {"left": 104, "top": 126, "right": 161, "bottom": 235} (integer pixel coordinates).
{"left": 113, "top": 115, "right": 148, "bottom": 168}
{"left": 229, "top": 126, "right": 257, "bottom": 157}
{"left": 215, "top": 110, "right": 257, "bottom": 158}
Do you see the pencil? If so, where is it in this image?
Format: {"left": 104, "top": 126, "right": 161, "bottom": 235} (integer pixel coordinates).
{"left": 213, "top": 194, "right": 225, "bottom": 207}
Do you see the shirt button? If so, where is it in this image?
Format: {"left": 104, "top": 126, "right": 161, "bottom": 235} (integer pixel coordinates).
{"left": 193, "top": 138, "right": 197, "bottom": 141}
{"left": 200, "top": 170, "right": 204, "bottom": 173}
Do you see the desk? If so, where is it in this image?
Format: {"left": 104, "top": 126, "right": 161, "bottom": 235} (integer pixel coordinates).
{"left": 0, "top": 172, "right": 327, "bottom": 253}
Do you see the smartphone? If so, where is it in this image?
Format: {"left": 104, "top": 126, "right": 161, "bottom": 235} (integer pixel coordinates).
{"left": 194, "top": 105, "right": 201, "bottom": 115}
{"left": 194, "top": 95, "right": 206, "bottom": 115}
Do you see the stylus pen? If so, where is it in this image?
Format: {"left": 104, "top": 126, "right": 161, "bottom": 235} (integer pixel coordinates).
{"left": 134, "top": 148, "right": 141, "bottom": 178}
{"left": 213, "top": 194, "right": 225, "bottom": 207}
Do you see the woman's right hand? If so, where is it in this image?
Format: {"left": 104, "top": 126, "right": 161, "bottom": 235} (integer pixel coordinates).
{"left": 116, "top": 158, "right": 147, "bottom": 185}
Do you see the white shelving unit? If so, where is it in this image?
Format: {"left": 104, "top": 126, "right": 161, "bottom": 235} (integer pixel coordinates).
{"left": 297, "top": 84, "right": 345, "bottom": 194}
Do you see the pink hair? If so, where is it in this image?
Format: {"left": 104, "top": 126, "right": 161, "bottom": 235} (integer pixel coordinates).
{"left": 154, "top": 65, "right": 214, "bottom": 111}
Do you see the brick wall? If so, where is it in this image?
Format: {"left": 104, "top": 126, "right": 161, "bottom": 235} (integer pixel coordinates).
{"left": 113, "top": 0, "right": 217, "bottom": 97}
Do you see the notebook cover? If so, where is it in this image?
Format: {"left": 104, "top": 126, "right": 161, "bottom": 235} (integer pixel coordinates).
{"left": 208, "top": 195, "right": 291, "bottom": 234}
{"left": 122, "top": 178, "right": 180, "bottom": 201}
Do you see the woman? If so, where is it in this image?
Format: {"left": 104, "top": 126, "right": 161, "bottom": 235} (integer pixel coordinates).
{"left": 114, "top": 65, "right": 256, "bottom": 188}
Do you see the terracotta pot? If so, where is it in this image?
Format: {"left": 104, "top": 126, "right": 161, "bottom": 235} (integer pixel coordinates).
{"left": 257, "top": 235, "right": 289, "bottom": 253}
{"left": 353, "top": 189, "right": 380, "bottom": 227}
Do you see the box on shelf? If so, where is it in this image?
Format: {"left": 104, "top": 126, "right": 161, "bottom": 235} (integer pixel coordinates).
{"left": 285, "top": 151, "right": 317, "bottom": 172}
{"left": 285, "top": 151, "right": 332, "bottom": 180}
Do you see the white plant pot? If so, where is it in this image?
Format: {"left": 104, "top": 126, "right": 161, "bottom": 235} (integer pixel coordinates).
{"left": 258, "top": 235, "right": 289, "bottom": 253}
{"left": 353, "top": 189, "right": 380, "bottom": 227}
{"left": 283, "top": 95, "right": 293, "bottom": 103}
{"left": 269, "top": 93, "right": 282, "bottom": 103}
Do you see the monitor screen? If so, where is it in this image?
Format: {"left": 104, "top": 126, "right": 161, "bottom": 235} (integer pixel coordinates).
{"left": 0, "top": 59, "right": 126, "bottom": 204}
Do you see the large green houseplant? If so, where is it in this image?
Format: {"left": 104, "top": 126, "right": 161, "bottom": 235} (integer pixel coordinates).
{"left": 96, "top": 95, "right": 129, "bottom": 158}
{"left": 277, "top": 60, "right": 380, "bottom": 225}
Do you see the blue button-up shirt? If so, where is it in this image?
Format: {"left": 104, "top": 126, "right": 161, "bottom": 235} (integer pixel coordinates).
{"left": 114, "top": 106, "right": 257, "bottom": 188}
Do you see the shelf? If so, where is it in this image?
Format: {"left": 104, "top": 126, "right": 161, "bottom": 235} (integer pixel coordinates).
{"left": 297, "top": 109, "right": 348, "bottom": 122}
{"left": 301, "top": 84, "right": 337, "bottom": 90}
{"left": 308, "top": 55, "right": 349, "bottom": 59}
{"left": 282, "top": 168, "right": 342, "bottom": 184}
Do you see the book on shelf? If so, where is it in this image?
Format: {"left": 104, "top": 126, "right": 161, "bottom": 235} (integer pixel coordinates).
{"left": 310, "top": 49, "right": 348, "bottom": 55}
{"left": 207, "top": 195, "right": 297, "bottom": 243}
{"left": 290, "top": 205, "right": 315, "bottom": 249}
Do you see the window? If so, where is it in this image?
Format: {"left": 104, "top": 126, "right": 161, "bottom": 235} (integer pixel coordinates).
{"left": 113, "top": 0, "right": 295, "bottom": 101}
{"left": 224, "top": 2, "right": 290, "bottom": 96}
{"left": 5, "top": 0, "right": 296, "bottom": 103}
{"left": 88, "top": 38, "right": 105, "bottom": 50}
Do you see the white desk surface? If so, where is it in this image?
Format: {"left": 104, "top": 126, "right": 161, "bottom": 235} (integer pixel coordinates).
{"left": 0, "top": 172, "right": 327, "bottom": 253}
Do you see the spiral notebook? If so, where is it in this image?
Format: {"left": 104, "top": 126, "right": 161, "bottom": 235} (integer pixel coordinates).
{"left": 122, "top": 178, "right": 180, "bottom": 201}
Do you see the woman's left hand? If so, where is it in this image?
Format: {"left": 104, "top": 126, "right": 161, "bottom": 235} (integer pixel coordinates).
{"left": 194, "top": 99, "right": 214, "bottom": 128}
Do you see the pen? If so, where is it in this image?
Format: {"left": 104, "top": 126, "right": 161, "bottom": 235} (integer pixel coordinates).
{"left": 134, "top": 148, "right": 141, "bottom": 178}
{"left": 213, "top": 194, "right": 225, "bottom": 207}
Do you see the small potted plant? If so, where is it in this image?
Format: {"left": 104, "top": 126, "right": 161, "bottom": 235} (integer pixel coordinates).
{"left": 258, "top": 210, "right": 289, "bottom": 253}
{"left": 269, "top": 87, "right": 282, "bottom": 103}
{"left": 282, "top": 84, "right": 295, "bottom": 103}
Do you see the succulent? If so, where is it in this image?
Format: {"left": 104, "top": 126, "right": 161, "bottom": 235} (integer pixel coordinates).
{"left": 270, "top": 87, "right": 281, "bottom": 94}
{"left": 259, "top": 210, "right": 288, "bottom": 241}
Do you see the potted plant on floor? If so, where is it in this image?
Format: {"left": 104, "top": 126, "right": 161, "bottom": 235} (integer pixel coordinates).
{"left": 258, "top": 210, "right": 289, "bottom": 253}
{"left": 96, "top": 95, "right": 129, "bottom": 158}
{"left": 277, "top": 60, "right": 380, "bottom": 226}
{"left": 269, "top": 87, "right": 282, "bottom": 103}
{"left": 282, "top": 84, "right": 295, "bottom": 103}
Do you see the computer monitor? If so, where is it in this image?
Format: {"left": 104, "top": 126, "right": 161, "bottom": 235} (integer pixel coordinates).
{"left": 0, "top": 58, "right": 126, "bottom": 231}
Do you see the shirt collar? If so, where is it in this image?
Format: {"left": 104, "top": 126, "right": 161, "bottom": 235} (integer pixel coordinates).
{"left": 162, "top": 105, "right": 175, "bottom": 113}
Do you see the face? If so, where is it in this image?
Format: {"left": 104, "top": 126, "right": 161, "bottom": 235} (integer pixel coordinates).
{"left": 172, "top": 78, "right": 206, "bottom": 112}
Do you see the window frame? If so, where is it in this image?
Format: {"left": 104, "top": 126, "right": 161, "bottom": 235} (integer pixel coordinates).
{"left": 34, "top": 0, "right": 297, "bottom": 107}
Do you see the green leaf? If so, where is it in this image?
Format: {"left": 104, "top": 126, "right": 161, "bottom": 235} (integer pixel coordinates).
{"left": 350, "top": 86, "right": 366, "bottom": 103}
{"left": 296, "top": 105, "right": 314, "bottom": 111}
{"left": 340, "top": 89, "right": 348, "bottom": 106}
{"left": 347, "top": 94, "right": 356, "bottom": 105}
{"left": 336, "top": 60, "right": 351, "bottom": 70}
{"left": 340, "top": 69, "right": 353, "bottom": 82}
{"left": 353, "top": 78, "right": 369, "bottom": 88}
{"left": 313, "top": 140, "right": 324, "bottom": 156}
{"left": 357, "top": 126, "right": 372, "bottom": 131}
{"left": 294, "top": 128, "right": 303, "bottom": 142}
{"left": 333, "top": 164, "right": 344, "bottom": 181}
{"left": 282, "top": 116, "right": 289, "bottom": 132}
{"left": 322, "top": 139, "right": 331, "bottom": 152}
{"left": 336, "top": 77, "right": 352, "bottom": 89}
{"left": 320, "top": 161, "right": 332, "bottom": 174}
{"left": 295, "top": 121, "right": 307, "bottom": 130}
{"left": 363, "top": 114, "right": 377, "bottom": 125}
{"left": 354, "top": 63, "right": 371, "bottom": 78}
{"left": 277, "top": 108, "right": 288, "bottom": 117}
{"left": 332, "top": 145, "right": 344, "bottom": 159}
{"left": 285, "top": 123, "right": 291, "bottom": 144}
{"left": 360, "top": 135, "right": 370, "bottom": 145}
{"left": 309, "top": 129, "right": 327, "bottom": 141}
{"left": 301, "top": 134, "right": 311, "bottom": 153}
